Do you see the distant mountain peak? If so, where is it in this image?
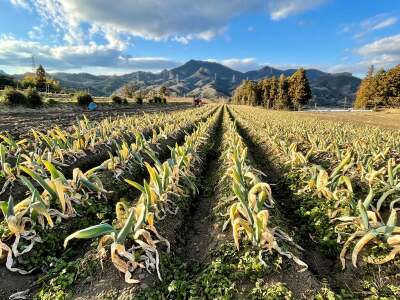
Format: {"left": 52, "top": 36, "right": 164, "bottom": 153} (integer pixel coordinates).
{"left": 32, "top": 59, "right": 360, "bottom": 108}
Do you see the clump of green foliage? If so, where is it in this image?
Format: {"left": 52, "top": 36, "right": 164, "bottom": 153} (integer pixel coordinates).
{"left": 26, "top": 88, "right": 43, "bottom": 107}
{"left": 30, "top": 197, "right": 113, "bottom": 300}
{"left": 2, "top": 86, "right": 27, "bottom": 106}
{"left": 74, "top": 91, "right": 93, "bottom": 106}
{"left": 250, "top": 280, "right": 293, "bottom": 300}
{"left": 136, "top": 96, "right": 143, "bottom": 105}
{"left": 46, "top": 98, "right": 58, "bottom": 106}
{"left": 33, "top": 255, "right": 99, "bottom": 300}
{"left": 137, "top": 242, "right": 283, "bottom": 299}
{"left": 149, "top": 96, "right": 166, "bottom": 104}
{"left": 110, "top": 94, "right": 124, "bottom": 105}
{"left": 284, "top": 172, "right": 340, "bottom": 257}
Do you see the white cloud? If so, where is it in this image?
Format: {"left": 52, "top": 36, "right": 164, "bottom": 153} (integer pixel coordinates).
{"left": 0, "top": 35, "right": 180, "bottom": 73}
{"left": 371, "top": 17, "right": 397, "bottom": 30}
{"left": 28, "top": 26, "right": 43, "bottom": 40}
{"left": 221, "top": 58, "right": 262, "bottom": 72}
{"left": 361, "top": 14, "right": 398, "bottom": 31}
{"left": 6, "top": 0, "right": 330, "bottom": 73}
{"left": 358, "top": 34, "right": 400, "bottom": 56}
{"left": 331, "top": 34, "right": 400, "bottom": 75}
{"left": 353, "top": 14, "right": 398, "bottom": 38}
{"left": 10, "top": 0, "right": 328, "bottom": 44}
{"left": 12, "top": 0, "right": 263, "bottom": 44}
{"left": 10, "top": 0, "right": 30, "bottom": 9}
{"left": 268, "top": 0, "right": 326, "bottom": 21}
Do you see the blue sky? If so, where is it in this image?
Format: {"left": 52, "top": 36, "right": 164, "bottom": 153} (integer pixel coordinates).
{"left": 0, "top": 0, "right": 399, "bottom": 76}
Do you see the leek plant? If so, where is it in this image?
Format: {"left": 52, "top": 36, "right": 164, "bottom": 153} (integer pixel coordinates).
{"left": 220, "top": 112, "right": 307, "bottom": 271}
{"left": 230, "top": 105, "right": 400, "bottom": 268}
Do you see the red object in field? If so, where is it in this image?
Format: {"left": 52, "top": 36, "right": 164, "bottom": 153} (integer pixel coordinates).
{"left": 193, "top": 98, "right": 202, "bottom": 106}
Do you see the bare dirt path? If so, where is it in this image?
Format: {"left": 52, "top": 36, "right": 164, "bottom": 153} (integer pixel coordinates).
{"left": 163, "top": 109, "right": 225, "bottom": 266}
{"left": 179, "top": 133, "right": 223, "bottom": 265}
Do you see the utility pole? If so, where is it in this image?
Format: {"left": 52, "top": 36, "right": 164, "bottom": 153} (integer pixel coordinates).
{"left": 344, "top": 96, "right": 347, "bottom": 110}
{"left": 31, "top": 55, "right": 36, "bottom": 72}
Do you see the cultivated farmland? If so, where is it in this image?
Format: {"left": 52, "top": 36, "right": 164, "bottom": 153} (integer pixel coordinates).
{"left": 0, "top": 104, "right": 399, "bottom": 299}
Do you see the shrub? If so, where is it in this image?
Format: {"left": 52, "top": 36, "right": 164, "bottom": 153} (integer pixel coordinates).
{"left": 26, "top": 88, "right": 43, "bottom": 107}
{"left": 74, "top": 92, "right": 93, "bottom": 106}
{"left": 135, "top": 97, "right": 143, "bottom": 105}
{"left": 148, "top": 98, "right": 154, "bottom": 104}
{"left": 123, "top": 98, "right": 128, "bottom": 105}
{"left": 153, "top": 96, "right": 163, "bottom": 104}
{"left": 162, "top": 97, "right": 167, "bottom": 104}
{"left": 2, "top": 87, "right": 27, "bottom": 106}
{"left": 111, "top": 94, "right": 123, "bottom": 105}
{"left": 47, "top": 98, "right": 58, "bottom": 106}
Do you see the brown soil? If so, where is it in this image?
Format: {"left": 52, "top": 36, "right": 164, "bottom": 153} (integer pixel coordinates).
{"left": 0, "top": 266, "right": 37, "bottom": 300}
{"left": 0, "top": 103, "right": 191, "bottom": 138}
{"left": 179, "top": 133, "right": 225, "bottom": 265}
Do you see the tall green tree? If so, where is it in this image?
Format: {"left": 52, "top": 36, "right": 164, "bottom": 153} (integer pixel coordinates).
{"left": 269, "top": 76, "right": 278, "bottom": 108}
{"left": 354, "top": 65, "right": 375, "bottom": 109}
{"left": 232, "top": 68, "right": 313, "bottom": 111}
{"left": 275, "top": 74, "right": 290, "bottom": 109}
{"left": 386, "top": 64, "right": 400, "bottom": 106}
{"left": 35, "top": 65, "right": 46, "bottom": 90}
{"left": 371, "top": 69, "right": 389, "bottom": 107}
{"left": 289, "top": 68, "right": 312, "bottom": 110}
{"left": 160, "top": 86, "right": 167, "bottom": 97}
{"left": 259, "top": 79, "right": 271, "bottom": 108}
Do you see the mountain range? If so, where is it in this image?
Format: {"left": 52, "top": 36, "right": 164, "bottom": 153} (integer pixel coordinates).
{"left": 11, "top": 60, "right": 362, "bottom": 107}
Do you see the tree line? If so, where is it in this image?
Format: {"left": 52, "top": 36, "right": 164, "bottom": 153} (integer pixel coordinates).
{"left": 354, "top": 64, "right": 400, "bottom": 109}
{"left": 0, "top": 65, "right": 61, "bottom": 92}
{"left": 231, "top": 68, "right": 312, "bottom": 110}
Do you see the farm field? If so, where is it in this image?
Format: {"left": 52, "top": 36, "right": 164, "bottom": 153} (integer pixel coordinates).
{"left": 299, "top": 109, "right": 400, "bottom": 130}
{"left": 0, "top": 104, "right": 399, "bottom": 300}
{"left": 0, "top": 101, "right": 193, "bottom": 138}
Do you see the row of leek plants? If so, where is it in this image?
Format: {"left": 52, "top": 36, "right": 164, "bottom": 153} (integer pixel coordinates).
{"left": 216, "top": 107, "right": 308, "bottom": 271}
{"left": 0, "top": 107, "right": 215, "bottom": 204}
{"left": 230, "top": 105, "right": 400, "bottom": 270}
{"left": 0, "top": 107, "right": 217, "bottom": 275}
{"left": 62, "top": 108, "right": 221, "bottom": 284}
{"left": 0, "top": 106, "right": 213, "bottom": 196}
